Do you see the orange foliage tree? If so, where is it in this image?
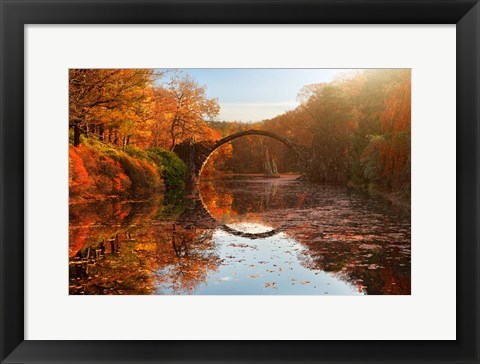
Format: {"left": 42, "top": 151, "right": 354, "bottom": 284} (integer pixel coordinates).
{"left": 69, "top": 69, "right": 157, "bottom": 146}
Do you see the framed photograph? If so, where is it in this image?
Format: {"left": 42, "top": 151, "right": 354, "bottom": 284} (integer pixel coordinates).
{"left": 1, "top": 0, "right": 478, "bottom": 363}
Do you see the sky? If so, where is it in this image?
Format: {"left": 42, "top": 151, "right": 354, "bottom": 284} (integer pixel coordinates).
{"left": 162, "top": 69, "right": 352, "bottom": 123}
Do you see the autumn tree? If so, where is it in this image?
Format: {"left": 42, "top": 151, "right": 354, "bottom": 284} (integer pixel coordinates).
{"left": 69, "top": 69, "right": 157, "bottom": 146}
{"left": 298, "top": 82, "right": 356, "bottom": 183}
{"left": 360, "top": 69, "right": 411, "bottom": 191}
{"left": 159, "top": 74, "right": 220, "bottom": 150}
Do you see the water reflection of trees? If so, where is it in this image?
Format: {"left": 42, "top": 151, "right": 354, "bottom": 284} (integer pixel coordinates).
{"left": 280, "top": 194, "right": 411, "bottom": 295}
{"left": 154, "top": 225, "right": 219, "bottom": 294}
{"left": 69, "top": 194, "right": 220, "bottom": 295}
{"left": 199, "top": 176, "right": 301, "bottom": 228}
{"left": 294, "top": 236, "right": 411, "bottom": 295}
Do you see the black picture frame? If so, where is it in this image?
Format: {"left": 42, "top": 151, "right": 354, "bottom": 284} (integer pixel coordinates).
{"left": 1, "top": 0, "right": 479, "bottom": 363}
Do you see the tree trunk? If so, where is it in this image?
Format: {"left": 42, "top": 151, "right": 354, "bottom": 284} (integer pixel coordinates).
{"left": 99, "top": 125, "right": 104, "bottom": 142}
{"left": 73, "top": 123, "right": 81, "bottom": 146}
{"left": 170, "top": 131, "right": 176, "bottom": 151}
{"left": 170, "top": 120, "right": 177, "bottom": 151}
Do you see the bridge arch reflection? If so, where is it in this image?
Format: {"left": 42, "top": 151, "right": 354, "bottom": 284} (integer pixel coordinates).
{"left": 175, "top": 184, "right": 286, "bottom": 239}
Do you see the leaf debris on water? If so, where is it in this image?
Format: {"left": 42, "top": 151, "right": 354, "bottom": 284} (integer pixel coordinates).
{"left": 264, "top": 282, "right": 277, "bottom": 289}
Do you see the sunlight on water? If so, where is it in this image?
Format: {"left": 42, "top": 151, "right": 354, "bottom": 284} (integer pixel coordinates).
{"left": 176, "top": 229, "right": 363, "bottom": 295}
{"left": 226, "top": 222, "right": 275, "bottom": 234}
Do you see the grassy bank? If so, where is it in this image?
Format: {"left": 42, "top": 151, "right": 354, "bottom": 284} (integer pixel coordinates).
{"left": 69, "top": 139, "right": 186, "bottom": 203}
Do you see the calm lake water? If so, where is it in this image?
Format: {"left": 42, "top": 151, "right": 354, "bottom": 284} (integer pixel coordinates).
{"left": 69, "top": 175, "right": 411, "bottom": 295}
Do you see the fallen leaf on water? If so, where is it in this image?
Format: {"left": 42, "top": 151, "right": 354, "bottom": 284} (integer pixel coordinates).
{"left": 265, "top": 282, "right": 277, "bottom": 289}
{"left": 249, "top": 274, "right": 263, "bottom": 278}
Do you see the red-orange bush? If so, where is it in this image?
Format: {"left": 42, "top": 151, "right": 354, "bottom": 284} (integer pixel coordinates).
{"left": 69, "top": 145, "right": 132, "bottom": 200}
{"left": 69, "top": 147, "right": 92, "bottom": 197}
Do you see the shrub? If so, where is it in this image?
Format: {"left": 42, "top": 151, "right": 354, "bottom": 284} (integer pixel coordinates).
{"left": 124, "top": 145, "right": 163, "bottom": 176}
{"left": 124, "top": 145, "right": 150, "bottom": 160}
{"left": 148, "top": 148, "right": 186, "bottom": 189}
{"left": 69, "top": 147, "right": 92, "bottom": 197}
{"left": 69, "top": 141, "right": 178, "bottom": 200}
{"left": 71, "top": 144, "right": 131, "bottom": 198}
{"left": 110, "top": 153, "right": 161, "bottom": 196}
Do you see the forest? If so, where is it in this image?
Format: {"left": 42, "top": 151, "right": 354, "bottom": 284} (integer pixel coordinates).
{"left": 69, "top": 69, "right": 411, "bottom": 202}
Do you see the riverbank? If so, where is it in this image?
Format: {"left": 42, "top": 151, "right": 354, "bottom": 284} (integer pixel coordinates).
{"left": 347, "top": 181, "right": 410, "bottom": 209}
{"left": 69, "top": 139, "right": 186, "bottom": 204}
{"left": 200, "top": 172, "right": 302, "bottom": 180}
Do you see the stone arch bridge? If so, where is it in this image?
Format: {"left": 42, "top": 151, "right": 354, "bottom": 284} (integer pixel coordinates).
{"left": 173, "top": 130, "right": 310, "bottom": 184}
